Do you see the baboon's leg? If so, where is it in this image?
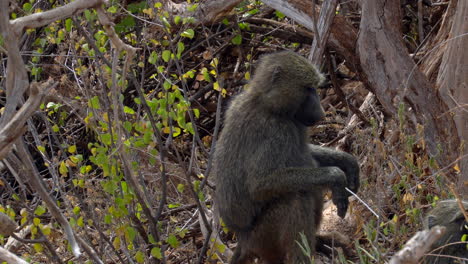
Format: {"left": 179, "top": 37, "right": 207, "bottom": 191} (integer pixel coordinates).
{"left": 316, "top": 231, "right": 352, "bottom": 257}
{"left": 230, "top": 238, "right": 255, "bottom": 264}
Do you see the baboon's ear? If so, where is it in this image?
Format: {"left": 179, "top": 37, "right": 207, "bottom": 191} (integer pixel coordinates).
{"left": 272, "top": 66, "right": 283, "bottom": 82}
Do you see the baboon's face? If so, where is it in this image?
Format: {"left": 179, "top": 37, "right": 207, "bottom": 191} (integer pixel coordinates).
{"left": 294, "top": 86, "right": 324, "bottom": 126}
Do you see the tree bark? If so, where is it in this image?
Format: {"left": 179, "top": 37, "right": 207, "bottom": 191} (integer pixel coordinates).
{"left": 436, "top": 0, "right": 468, "bottom": 195}
{"left": 357, "top": 0, "right": 460, "bottom": 180}
{"left": 260, "top": 0, "right": 361, "bottom": 73}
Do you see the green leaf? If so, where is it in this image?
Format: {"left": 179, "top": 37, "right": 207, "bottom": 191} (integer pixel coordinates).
{"left": 177, "top": 42, "right": 185, "bottom": 59}
{"left": 115, "top": 16, "right": 136, "bottom": 34}
{"left": 178, "top": 228, "right": 188, "bottom": 238}
{"left": 275, "top": 10, "right": 286, "bottom": 19}
{"left": 84, "top": 10, "right": 94, "bottom": 22}
{"left": 214, "top": 241, "right": 226, "bottom": 253}
{"left": 151, "top": 247, "right": 162, "bottom": 259}
{"left": 135, "top": 251, "right": 145, "bottom": 263}
{"left": 52, "top": 123, "right": 59, "bottom": 132}
{"left": 203, "top": 71, "right": 211, "bottom": 82}
{"left": 77, "top": 216, "right": 84, "bottom": 227}
{"left": 123, "top": 121, "right": 133, "bottom": 132}
{"left": 124, "top": 106, "right": 135, "bottom": 115}
{"left": 126, "top": 226, "right": 138, "bottom": 242}
{"left": 34, "top": 206, "right": 47, "bottom": 216}
{"left": 172, "top": 127, "right": 181, "bottom": 137}
{"left": 68, "top": 145, "right": 77, "bottom": 154}
{"left": 213, "top": 81, "right": 220, "bottom": 91}
{"left": 177, "top": 183, "right": 185, "bottom": 193}
{"left": 59, "top": 161, "right": 68, "bottom": 175}
{"left": 70, "top": 155, "right": 83, "bottom": 164}
{"left": 33, "top": 217, "right": 41, "bottom": 226}
{"left": 65, "top": 18, "right": 72, "bottom": 32}
{"left": 167, "top": 234, "right": 179, "bottom": 248}
{"left": 33, "top": 243, "right": 43, "bottom": 253}
{"left": 193, "top": 108, "right": 200, "bottom": 118}
{"left": 238, "top": 22, "right": 249, "bottom": 30}
{"left": 232, "top": 34, "right": 242, "bottom": 45}
{"left": 23, "top": 3, "right": 32, "bottom": 12}
{"left": 247, "top": 8, "right": 259, "bottom": 16}
{"left": 163, "top": 80, "right": 171, "bottom": 90}
{"left": 180, "top": 29, "right": 195, "bottom": 39}
{"left": 73, "top": 206, "right": 81, "bottom": 215}
{"left": 107, "top": 6, "right": 118, "bottom": 13}
{"left": 104, "top": 214, "right": 112, "bottom": 224}
{"left": 174, "top": 15, "right": 181, "bottom": 25}
{"left": 162, "top": 50, "right": 171, "bottom": 62}
{"left": 148, "top": 51, "right": 158, "bottom": 65}
{"left": 187, "top": 4, "right": 198, "bottom": 12}
{"left": 37, "top": 145, "right": 46, "bottom": 153}
{"left": 89, "top": 96, "right": 100, "bottom": 109}
{"left": 186, "top": 122, "right": 195, "bottom": 135}
{"left": 101, "top": 133, "right": 112, "bottom": 146}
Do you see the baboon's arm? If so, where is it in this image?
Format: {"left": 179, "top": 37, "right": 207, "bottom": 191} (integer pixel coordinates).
{"left": 248, "top": 166, "right": 349, "bottom": 217}
{"left": 248, "top": 166, "right": 346, "bottom": 201}
{"left": 308, "top": 144, "right": 360, "bottom": 192}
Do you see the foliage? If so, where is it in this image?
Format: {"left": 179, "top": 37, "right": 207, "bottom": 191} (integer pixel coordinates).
{"left": 0, "top": 0, "right": 461, "bottom": 263}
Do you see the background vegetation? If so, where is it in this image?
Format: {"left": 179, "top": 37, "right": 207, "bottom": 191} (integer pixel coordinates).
{"left": 0, "top": 0, "right": 466, "bottom": 263}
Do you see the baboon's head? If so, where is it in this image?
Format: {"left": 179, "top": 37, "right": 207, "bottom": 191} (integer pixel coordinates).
{"left": 249, "top": 51, "right": 325, "bottom": 126}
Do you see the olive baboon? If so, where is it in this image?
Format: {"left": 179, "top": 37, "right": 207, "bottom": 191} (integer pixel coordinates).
{"left": 423, "top": 199, "right": 468, "bottom": 264}
{"left": 213, "top": 51, "right": 360, "bottom": 264}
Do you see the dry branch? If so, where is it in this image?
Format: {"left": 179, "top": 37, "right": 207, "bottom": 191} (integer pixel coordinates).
{"left": 261, "top": 0, "right": 361, "bottom": 72}
{"left": 10, "top": 0, "right": 106, "bottom": 35}
{"left": 0, "top": 81, "right": 51, "bottom": 160}
{"left": 0, "top": 246, "right": 28, "bottom": 264}
{"left": 326, "top": 93, "right": 376, "bottom": 147}
{"left": 15, "top": 140, "right": 82, "bottom": 257}
{"left": 308, "top": 0, "right": 338, "bottom": 65}
{"left": 389, "top": 226, "right": 446, "bottom": 264}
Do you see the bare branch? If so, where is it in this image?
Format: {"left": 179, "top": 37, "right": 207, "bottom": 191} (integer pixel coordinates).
{"left": 0, "top": 81, "right": 52, "bottom": 160}
{"left": 10, "top": 0, "right": 106, "bottom": 35}
{"left": 0, "top": 246, "right": 28, "bottom": 264}
{"left": 15, "top": 140, "right": 82, "bottom": 257}
{"left": 0, "top": 0, "right": 29, "bottom": 123}
{"left": 389, "top": 226, "right": 446, "bottom": 264}
{"left": 96, "top": 6, "right": 139, "bottom": 55}
{"left": 309, "top": 0, "right": 338, "bottom": 65}
{"left": 76, "top": 236, "right": 104, "bottom": 264}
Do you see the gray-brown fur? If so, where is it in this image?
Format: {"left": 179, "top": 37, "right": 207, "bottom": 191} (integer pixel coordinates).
{"left": 423, "top": 199, "right": 468, "bottom": 264}
{"left": 213, "top": 51, "right": 360, "bottom": 264}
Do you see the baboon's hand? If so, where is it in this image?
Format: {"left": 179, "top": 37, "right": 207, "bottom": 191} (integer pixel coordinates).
{"left": 341, "top": 155, "right": 360, "bottom": 194}
{"left": 332, "top": 188, "right": 349, "bottom": 218}
{"left": 329, "top": 167, "right": 348, "bottom": 218}
{"left": 345, "top": 167, "right": 360, "bottom": 194}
